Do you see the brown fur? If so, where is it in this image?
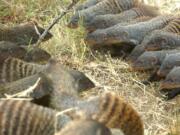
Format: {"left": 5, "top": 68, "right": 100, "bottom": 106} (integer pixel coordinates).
{"left": 0, "top": 21, "right": 52, "bottom": 45}
{"left": 0, "top": 100, "right": 56, "bottom": 135}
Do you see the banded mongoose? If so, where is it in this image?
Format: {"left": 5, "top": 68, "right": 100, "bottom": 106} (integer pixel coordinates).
{"left": 85, "top": 15, "right": 175, "bottom": 46}
{"left": 160, "top": 66, "right": 180, "bottom": 100}
{"left": 56, "top": 120, "right": 112, "bottom": 135}
{"left": 0, "top": 41, "right": 51, "bottom": 63}
{"left": 131, "top": 50, "right": 179, "bottom": 71}
{"left": 0, "top": 21, "right": 52, "bottom": 45}
{"left": 0, "top": 93, "right": 143, "bottom": 135}
{"left": 68, "top": 0, "right": 139, "bottom": 28}
{"left": 157, "top": 53, "right": 180, "bottom": 78}
{"left": 131, "top": 50, "right": 180, "bottom": 83}
{"left": 0, "top": 99, "right": 73, "bottom": 135}
{"left": 0, "top": 57, "right": 46, "bottom": 84}
{"left": 0, "top": 72, "right": 53, "bottom": 98}
{"left": 144, "top": 31, "right": 180, "bottom": 51}
{"left": 85, "top": 4, "right": 160, "bottom": 31}
{"left": 143, "top": 17, "right": 180, "bottom": 51}
{"left": 75, "top": 0, "right": 103, "bottom": 11}
{"left": 0, "top": 59, "right": 95, "bottom": 98}
{"left": 127, "top": 16, "right": 179, "bottom": 62}
{"left": 50, "top": 92, "right": 144, "bottom": 135}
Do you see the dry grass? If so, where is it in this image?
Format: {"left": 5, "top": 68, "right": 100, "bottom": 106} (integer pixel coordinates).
{"left": 0, "top": 0, "right": 180, "bottom": 134}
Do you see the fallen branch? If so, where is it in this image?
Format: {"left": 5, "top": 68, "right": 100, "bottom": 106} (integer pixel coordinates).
{"left": 35, "top": 0, "right": 80, "bottom": 47}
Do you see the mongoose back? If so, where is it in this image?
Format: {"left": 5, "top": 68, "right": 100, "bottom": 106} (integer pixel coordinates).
{"left": 0, "top": 21, "right": 52, "bottom": 45}
{"left": 162, "top": 16, "right": 180, "bottom": 34}
{"left": 56, "top": 120, "right": 112, "bottom": 135}
{"left": 54, "top": 93, "right": 144, "bottom": 135}
{"left": 23, "top": 47, "right": 51, "bottom": 63}
{"left": 75, "top": 0, "right": 103, "bottom": 11}
{"left": 144, "top": 31, "right": 180, "bottom": 51}
{"left": 142, "top": 17, "right": 180, "bottom": 51}
{"left": 53, "top": 92, "right": 144, "bottom": 135}
{"left": 85, "top": 15, "right": 175, "bottom": 46}
{"left": 68, "top": 0, "right": 139, "bottom": 28}
{"left": 85, "top": 4, "right": 160, "bottom": 31}
{"left": 0, "top": 57, "right": 45, "bottom": 84}
{"left": 131, "top": 50, "right": 179, "bottom": 71}
{"left": 0, "top": 99, "right": 73, "bottom": 135}
{"left": 0, "top": 41, "right": 51, "bottom": 63}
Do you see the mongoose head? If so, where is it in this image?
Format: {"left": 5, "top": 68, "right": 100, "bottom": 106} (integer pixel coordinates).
{"left": 15, "top": 21, "right": 53, "bottom": 45}
{"left": 68, "top": 69, "right": 95, "bottom": 93}
{"left": 144, "top": 30, "right": 179, "bottom": 51}
{"left": 157, "top": 54, "right": 180, "bottom": 78}
{"left": 85, "top": 15, "right": 109, "bottom": 32}
{"left": 132, "top": 51, "right": 161, "bottom": 71}
{"left": 24, "top": 47, "right": 51, "bottom": 63}
{"left": 46, "top": 59, "right": 95, "bottom": 94}
{"left": 160, "top": 67, "right": 180, "bottom": 90}
{"left": 85, "top": 27, "right": 136, "bottom": 46}
{"left": 56, "top": 120, "right": 112, "bottom": 135}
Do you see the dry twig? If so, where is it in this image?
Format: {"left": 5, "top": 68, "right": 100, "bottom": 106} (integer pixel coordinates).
{"left": 35, "top": 0, "right": 80, "bottom": 47}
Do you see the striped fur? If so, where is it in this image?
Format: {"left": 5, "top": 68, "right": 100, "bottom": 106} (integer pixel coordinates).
{"left": 93, "top": 92, "right": 144, "bottom": 135}
{"left": 85, "top": 4, "right": 160, "bottom": 31}
{"left": 137, "top": 17, "right": 180, "bottom": 52}
{"left": 68, "top": 0, "right": 139, "bottom": 28}
{"left": 163, "top": 16, "right": 180, "bottom": 34}
{"left": 86, "top": 15, "right": 175, "bottom": 46}
{"left": 0, "top": 57, "right": 45, "bottom": 84}
{"left": 61, "top": 92, "right": 144, "bottom": 135}
{"left": 0, "top": 100, "right": 56, "bottom": 135}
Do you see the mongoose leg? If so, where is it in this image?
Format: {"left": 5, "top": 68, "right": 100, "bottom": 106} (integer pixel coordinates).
{"left": 160, "top": 88, "right": 180, "bottom": 100}
{"left": 142, "top": 70, "right": 161, "bottom": 85}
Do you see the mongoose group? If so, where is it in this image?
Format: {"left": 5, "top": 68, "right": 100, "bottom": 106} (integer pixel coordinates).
{"left": 4, "top": 0, "right": 179, "bottom": 133}
{"left": 68, "top": 0, "right": 180, "bottom": 100}
{"left": 0, "top": 6, "right": 144, "bottom": 135}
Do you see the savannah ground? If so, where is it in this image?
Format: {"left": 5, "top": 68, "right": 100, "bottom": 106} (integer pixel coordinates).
{"left": 0, "top": 0, "right": 180, "bottom": 134}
